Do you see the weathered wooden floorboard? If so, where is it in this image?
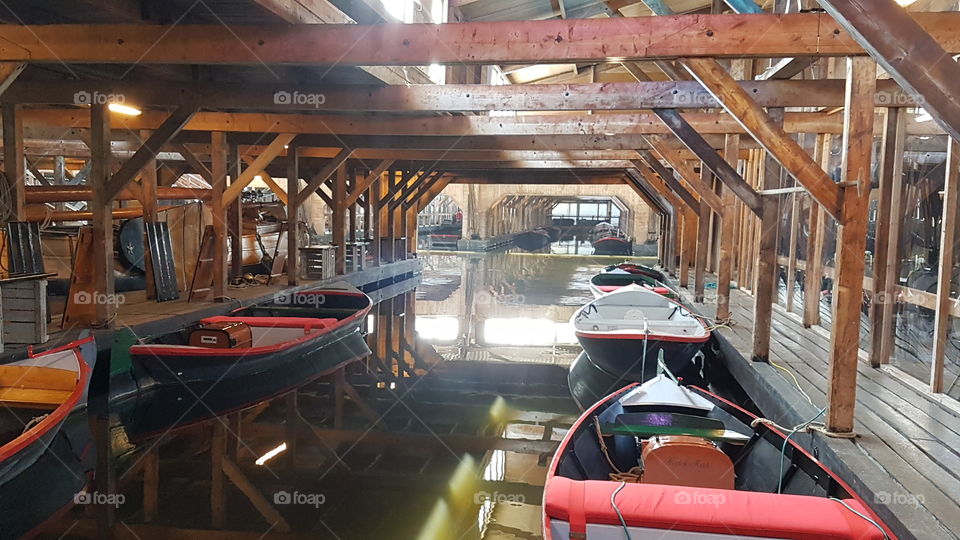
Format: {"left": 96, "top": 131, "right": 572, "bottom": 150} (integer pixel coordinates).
{"left": 687, "top": 285, "right": 960, "bottom": 538}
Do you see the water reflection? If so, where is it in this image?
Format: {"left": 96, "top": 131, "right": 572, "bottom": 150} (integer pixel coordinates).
{"left": 28, "top": 249, "right": 652, "bottom": 540}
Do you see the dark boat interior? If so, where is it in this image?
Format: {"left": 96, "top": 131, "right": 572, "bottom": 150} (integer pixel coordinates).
{"left": 556, "top": 386, "right": 853, "bottom": 500}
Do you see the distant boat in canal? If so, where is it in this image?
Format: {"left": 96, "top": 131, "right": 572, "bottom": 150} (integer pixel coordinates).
{"left": 589, "top": 223, "right": 632, "bottom": 255}
{"left": 0, "top": 335, "right": 95, "bottom": 486}
{"left": 127, "top": 285, "right": 372, "bottom": 388}
{"left": 513, "top": 228, "right": 552, "bottom": 251}
{"left": 589, "top": 264, "right": 675, "bottom": 299}
{"left": 544, "top": 376, "right": 894, "bottom": 540}
{"left": 571, "top": 284, "right": 710, "bottom": 386}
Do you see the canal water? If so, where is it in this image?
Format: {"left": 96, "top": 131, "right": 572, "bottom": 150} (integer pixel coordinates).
{"left": 33, "top": 246, "right": 654, "bottom": 540}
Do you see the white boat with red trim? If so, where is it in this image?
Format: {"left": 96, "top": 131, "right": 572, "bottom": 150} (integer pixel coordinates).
{"left": 572, "top": 284, "right": 709, "bottom": 384}
{"left": 543, "top": 375, "right": 896, "bottom": 539}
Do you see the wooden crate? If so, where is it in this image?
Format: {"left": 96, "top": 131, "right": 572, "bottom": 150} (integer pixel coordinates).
{"left": 299, "top": 245, "right": 336, "bottom": 280}
{"left": 344, "top": 242, "right": 368, "bottom": 273}
{"left": 0, "top": 274, "right": 51, "bottom": 351}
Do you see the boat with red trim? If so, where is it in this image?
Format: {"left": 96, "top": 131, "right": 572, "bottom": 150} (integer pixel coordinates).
{"left": 544, "top": 376, "right": 895, "bottom": 539}
{"left": 0, "top": 335, "right": 95, "bottom": 486}
{"left": 129, "top": 285, "right": 372, "bottom": 387}
{"left": 588, "top": 268, "right": 676, "bottom": 299}
{"left": 590, "top": 224, "right": 632, "bottom": 256}
{"left": 572, "top": 284, "right": 709, "bottom": 384}
{"left": 605, "top": 262, "right": 666, "bottom": 283}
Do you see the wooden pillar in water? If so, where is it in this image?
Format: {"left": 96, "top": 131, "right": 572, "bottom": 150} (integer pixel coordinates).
{"left": 826, "top": 57, "right": 876, "bottom": 434}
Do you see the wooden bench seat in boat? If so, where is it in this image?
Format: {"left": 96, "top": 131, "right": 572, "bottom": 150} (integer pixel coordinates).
{"left": 600, "top": 412, "right": 750, "bottom": 443}
{"left": 0, "top": 365, "right": 77, "bottom": 409}
{"left": 545, "top": 477, "right": 886, "bottom": 540}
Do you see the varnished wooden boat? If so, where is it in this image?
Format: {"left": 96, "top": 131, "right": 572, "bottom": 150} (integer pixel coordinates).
{"left": 0, "top": 335, "right": 95, "bottom": 485}
{"left": 544, "top": 376, "right": 895, "bottom": 539}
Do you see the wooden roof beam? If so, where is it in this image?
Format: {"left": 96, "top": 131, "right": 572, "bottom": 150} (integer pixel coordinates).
{"left": 1, "top": 79, "right": 917, "bottom": 111}
{"left": 344, "top": 159, "right": 394, "bottom": 207}
{"left": 682, "top": 58, "right": 843, "bottom": 220}
{"left": 819, "top": 0, "right": 960, "bottom": 142}
{"left": 3, "top": 14, "right": 960, "bottom": 65}
{"left": 104, "top": 105, "right": 196, "bottom": 199}
{"left": 296, "top": 146, "right": 353, "bottom": 206}
{"left": 222, "top": 133, "right": 295, "bottom": 206}
{"left": 645, "top": 135, "right": 722, "bottom": 213}
{"left": 18, "top": 109, "right": 868, "bottom": 137}
{"left": 653, "top": 108, "right": 762, "bottom": 214}
{"left": 633, "top": 152, "right": 699, "bottom": 210}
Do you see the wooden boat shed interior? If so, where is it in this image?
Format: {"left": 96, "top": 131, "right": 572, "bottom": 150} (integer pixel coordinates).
{"left": 1, "top": 0, "right": 960, "bottom": 538}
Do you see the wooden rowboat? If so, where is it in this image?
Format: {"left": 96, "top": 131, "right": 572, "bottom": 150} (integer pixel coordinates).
{"left": 572, "top": 284, "right": 710, "bottom": 385}
{"left": 0, "top": 335, "right": 95, "bottom": 486}
{"left": 544, "top": 376, "right": 896, "bottom": 539}
{"left": 128, "top": 286, "right": 372, "bottom": 388}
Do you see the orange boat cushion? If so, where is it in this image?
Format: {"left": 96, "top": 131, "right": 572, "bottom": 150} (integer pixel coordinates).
{"left": 545, "top": 477, "right": 886, "bottom": 539}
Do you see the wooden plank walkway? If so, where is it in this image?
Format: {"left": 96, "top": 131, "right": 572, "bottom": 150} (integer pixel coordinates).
{"left": 687, "top": 284, "right": 960, "bottom": 540}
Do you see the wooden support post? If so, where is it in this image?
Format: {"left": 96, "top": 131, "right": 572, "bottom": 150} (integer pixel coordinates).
{"left": 89, "top": 104, "right": 116, "bottom": 327}
{"left": 140, "top": 130, "right": 158, "bottom": 300}
{"left": 349, "top": 169, "right": 358, "bottom": 244}
{"left": 286, "top": 144, "right": 300, "bottom": 286}
{"left": 826, "top": 57, "right": 876, "bottom": 434}
{"left": 694, "top": 165, "right": 712, "bottom": 303}
{"left": 143, "top": 448, "right": 159, "bottom": 523}
{"left": 333, "top": 164, "right": 347, "bottom": 275}
{"left": 227, "top": 147, "right": 243, "bottom": 279}
{"left": 210, "top": 132, "right": 228, "bottom": 302}
{"left": 751, "top": 108, "right": 785, "bottom": 363}
{"left": 716, "top": 134, "right": 739, "bottom": 320}
{"left": 679, "top": 209, "right": 696, "bottom": 288}
{"left": 931, "top": 138, "right": 959, "bottom": 393}
{"left": 211, "top": 421, "right": 227, "bottom": 529}
{"left": 803, "top": 134, "right": 830, "bottom": 328}
{"left": 872, "top": 109, "right": 906, "bottom": 365}
{"left": 784, "top": 186, "right": 800, "bottom": 313}
{"left": 2, "top": 103, "right": 25, "bottom": 220}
